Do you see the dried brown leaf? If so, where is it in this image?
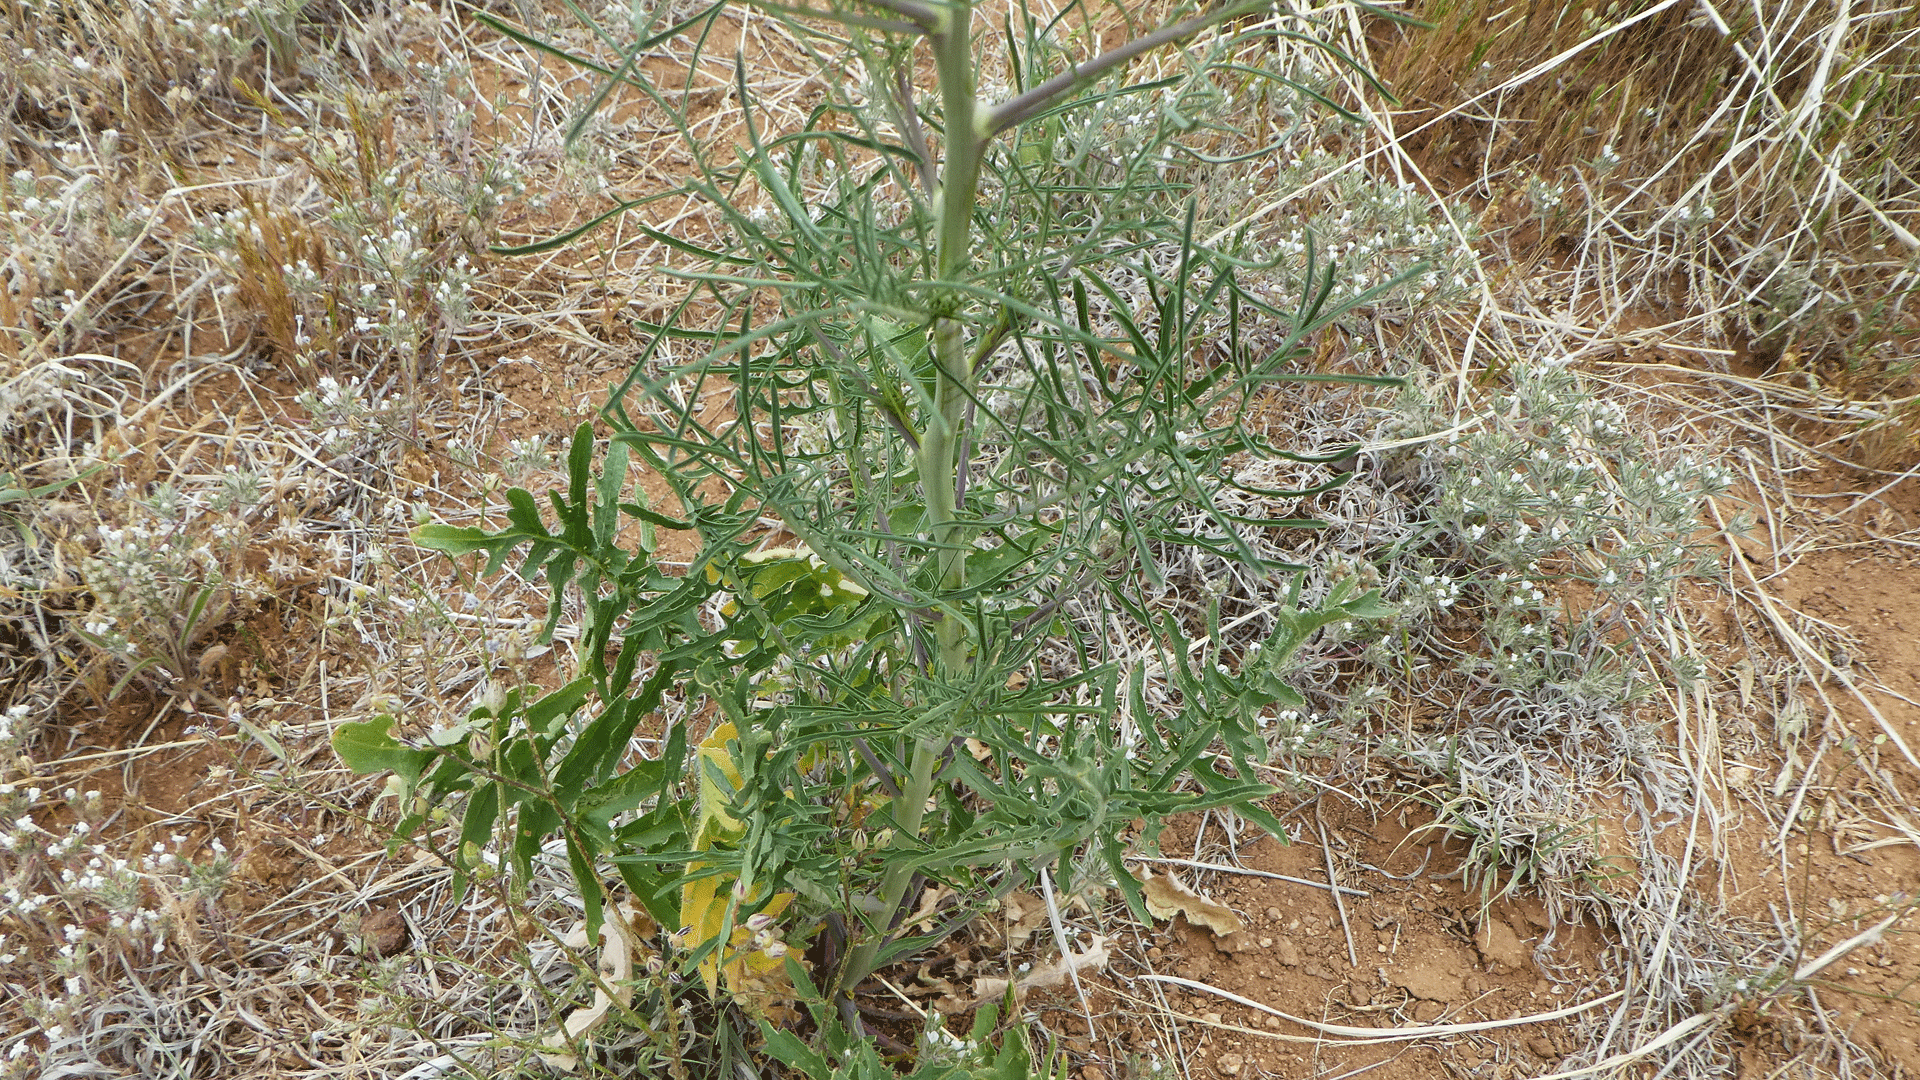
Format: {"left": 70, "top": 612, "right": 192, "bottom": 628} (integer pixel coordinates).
{"left": 909, "top": 884, "right": 953, "bottom": 934}
{"left": 971, "top": 935, "right": 1111, "bottom": 1001}
{"left": 1137, "top": 870, "right": 1244, "bottom": 936}
{"left": 539, "top": 905, "right": 644, "bottom": 1072}
{"left": 1000, "top": 889, "right": 1049, "bottom": 947}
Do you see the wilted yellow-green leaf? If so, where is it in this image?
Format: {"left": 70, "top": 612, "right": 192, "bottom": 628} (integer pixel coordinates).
{"left": 691, "top": 722, "right": 745, "bottom": 844}
{"left": 685, "top": 722, "right": 744, "bottom": 995}
{"left": 739, "top": 546, "right": 802, "bottom": 566}
{"left": 719, "top": 892, "right": 803, "bottom": 1022}
{"left": 680, "top": 721, "right": 798, "bottom": 1013}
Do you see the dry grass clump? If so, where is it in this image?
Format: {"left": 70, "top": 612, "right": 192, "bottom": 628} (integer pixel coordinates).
{"left": 1367, "top": 0, "right": 1920, "bottom": 455}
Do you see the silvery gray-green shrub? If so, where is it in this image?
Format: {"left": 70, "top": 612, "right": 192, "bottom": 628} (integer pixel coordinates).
{"left": 336, "top": 0, "right": 1415, "bottom": 1054}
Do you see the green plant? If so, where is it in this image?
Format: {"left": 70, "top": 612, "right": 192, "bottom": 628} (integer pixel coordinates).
{"left": 766, "top": 984, "right": 1065, "bottom": 1080}
{"left": 337, "top": 0, "right": 1410, "bottom": 1050}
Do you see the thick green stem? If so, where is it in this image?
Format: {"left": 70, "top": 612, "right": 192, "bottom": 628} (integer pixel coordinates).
{"left": 931, "top": 8, "right": 980, "bottom": 285}
{"left": 924, "top": 2, "right": 982, "bottom": 675}
{"left": 841, "top": 5, "right": 985, "bottom": 1005}
{"left": 922, "top": 317, "right": 970, "bottom": 671}
{"left": 836, "top": 734, "right": 943, "bottom": 996}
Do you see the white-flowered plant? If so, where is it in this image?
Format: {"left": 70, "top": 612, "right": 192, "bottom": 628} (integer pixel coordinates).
{"left": 74, "top": 461, "right": 285, "bottom": 698}
{"left": 1526, "top": 175, "right": 1567, "bottom": 226}
{"left": 1399, "top": 363, "right": 1733, "bottom": 694}
{"left": 501, "top": 434, "right": 552, "bottom": 479}
{"left": 0, "top": 775, "right": 239, "bottom": 1078}
{"left": 295, "top": 375, "right": 383, "bottom": 455}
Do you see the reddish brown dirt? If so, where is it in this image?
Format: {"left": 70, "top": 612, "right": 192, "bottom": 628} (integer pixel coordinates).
{"left": 1756, "top": 477, "right": 1920, "bottom": 1074}
{"left": 1049, "top": 813, "right": 1606, "bottom": 1080}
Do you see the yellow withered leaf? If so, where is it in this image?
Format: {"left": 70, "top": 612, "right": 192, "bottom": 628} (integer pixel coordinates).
{"left": 691, "top": 722, "right": 746, "bottom": 843}
{"left": 680, "top": 721, "right": 797, "bottom": 1013}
